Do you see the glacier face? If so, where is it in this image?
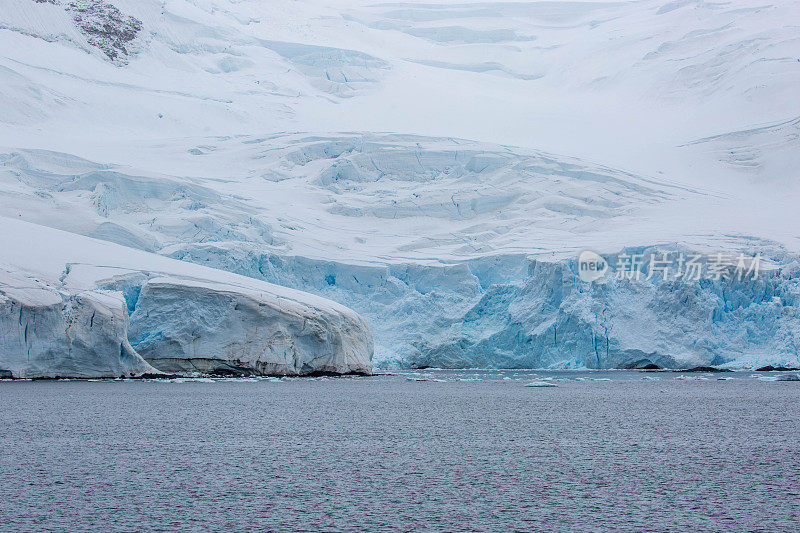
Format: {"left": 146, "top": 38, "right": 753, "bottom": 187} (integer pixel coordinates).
{"left": 0, "top": 267, "right": 155, "bottom": 379}
{"left": 0, "top": 218, "right": 373, "bottom": 378}
{"left": 170, "top": 244, "right": 800, "bottom": 370}
{"left": 123, "top": 276, "right": 372, "bottom": 376}
{"left": 4, "top": 220, "right": 798, "bottom": 374}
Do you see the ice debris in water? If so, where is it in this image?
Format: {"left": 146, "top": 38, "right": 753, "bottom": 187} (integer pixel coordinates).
{"left": 524, "top": 381, "right": 558, "bottom": 388}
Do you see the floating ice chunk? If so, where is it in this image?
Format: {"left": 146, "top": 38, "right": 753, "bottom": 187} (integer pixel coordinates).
{"left": 524, "top": 380, "right": 558, "bottom": 387}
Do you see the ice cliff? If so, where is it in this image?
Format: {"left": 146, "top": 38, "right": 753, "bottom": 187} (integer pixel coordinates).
{"left": 0, "top": 267, "right": 153, "bottom": 379}
{"left": 0, "top": 218, "right": 373, "bottom": 378}
{"left": 170, "top": 245, "right": 800, "bottom": 370}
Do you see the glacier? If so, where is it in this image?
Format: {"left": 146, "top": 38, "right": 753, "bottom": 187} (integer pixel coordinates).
{"left": 170, "top": 245, "right": 800, "bottom": 370}
{"left": 1, "top": 0, "right": 799, "bottom": 374}
{"left": 0, "top": 218, "right": 373, "bottom": 378}
{"left": 2, "top": 136, "right": 800, "bottom": 371}
{"left": 0, "top": 266, "right": 155, "bottom": 379}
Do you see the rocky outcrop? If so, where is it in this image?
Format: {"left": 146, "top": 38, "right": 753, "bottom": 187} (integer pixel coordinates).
{"left": 27, "top": 0, "right": 142, "bottom": 64}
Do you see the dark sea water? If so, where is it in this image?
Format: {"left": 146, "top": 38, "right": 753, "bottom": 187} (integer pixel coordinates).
{"left": 1, "top": 370, "right": 799, "bottom": 532}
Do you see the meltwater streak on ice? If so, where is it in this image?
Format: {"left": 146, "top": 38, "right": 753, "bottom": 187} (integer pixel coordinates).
{"left": 0, "top": 373, "right": 799, "bottom": 532}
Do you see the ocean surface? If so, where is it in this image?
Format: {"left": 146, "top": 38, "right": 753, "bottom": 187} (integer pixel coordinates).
{"left": 1, "top": 370, "right": 799, "bottom": 532}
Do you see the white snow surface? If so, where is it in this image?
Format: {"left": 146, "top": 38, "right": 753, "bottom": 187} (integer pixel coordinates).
{"left": 1, "top": 0, "right": 799, "bottom": 369}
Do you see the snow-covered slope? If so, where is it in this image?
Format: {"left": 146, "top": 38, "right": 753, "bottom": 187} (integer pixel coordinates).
{"left": 1, "top": 0, "right": 798, "bottom": 254}
{"left": 0, "top": 135, "right": 703, "bottom": 262}
{"left": 1, "top": 0, "right": 798, "bottom": 370}
{"left": 0, "top": 217, "right": 373, "bottom": 378}
{"left": 2, "top": 0, "right": 798, "bottom": 183}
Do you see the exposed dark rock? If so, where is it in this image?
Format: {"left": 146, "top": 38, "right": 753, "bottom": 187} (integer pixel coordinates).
{"left": 303, "top": 370, "right": 371, "bottom": 377}
{"left": 205, "top": 367, "right": 255, "bottom": 377}
{"left": 680, "top": 366, "right": 733, "bottom": 373}
{"left": 135, "top": 372, "right": 182, "bottom": 379}
{"left": 14, "top": 372, "right": 182, "bottom": 380}
{"left": 66, "top": 0, "right": 142, "bottom": 63}
{"left": 756, "top": 365, "right": 800, "bottom": 371}
{"left": 621, "top": 359, "right": 660, "bottom": 370}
